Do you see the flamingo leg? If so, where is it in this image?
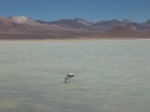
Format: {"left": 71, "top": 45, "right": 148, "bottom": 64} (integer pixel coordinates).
{"left": 72, "top": 78, "right": 74, "bottom": 83}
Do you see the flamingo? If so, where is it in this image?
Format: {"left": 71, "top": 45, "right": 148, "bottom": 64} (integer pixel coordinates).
{"left": 65, "top": 73, "right": 75, "bottom": 83}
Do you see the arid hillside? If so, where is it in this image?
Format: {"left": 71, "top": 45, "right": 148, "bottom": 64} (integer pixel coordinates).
{"left": 93, "top": 26, "right": 150, "bottom": 39}
{"left": 0, "top": 16, "right": 150, "bottom": 40}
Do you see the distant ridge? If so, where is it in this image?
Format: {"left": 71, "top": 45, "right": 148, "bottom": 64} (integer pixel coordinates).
{"left": 1, "top": 16, "right": 150, "bottom": 31}
{"left": 0, "top": 15, "right": 150, "bottom": 40}
{"left": 48, "top": 18, "right": 91, "bottom": 29}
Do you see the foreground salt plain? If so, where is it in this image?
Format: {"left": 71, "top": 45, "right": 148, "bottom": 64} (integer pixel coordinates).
{"left": 0, "top": 39, "right": 150, "bottom": 112}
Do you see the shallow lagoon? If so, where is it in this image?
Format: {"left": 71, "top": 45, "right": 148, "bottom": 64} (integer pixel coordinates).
{"left": 0, "top": 39, "right": 150, "bottom": 112}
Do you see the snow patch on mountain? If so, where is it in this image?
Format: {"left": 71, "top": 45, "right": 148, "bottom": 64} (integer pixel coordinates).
{"left": 10, "top": 16, "right": 41, "bottom": 25}
{"left": 78, "top": 20, "right": 90, "bottom": 25}
{"left": 92, "top": 20, "right": 107, "bottom": 24}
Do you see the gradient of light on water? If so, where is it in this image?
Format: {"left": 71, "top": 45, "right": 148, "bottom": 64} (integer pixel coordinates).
{"left": 0, "top": 40, "right": 150, "bottom": 112}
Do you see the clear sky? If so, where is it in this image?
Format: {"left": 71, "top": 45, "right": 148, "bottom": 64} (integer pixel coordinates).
{"left": 0, "top": 0, "right": 150, "bottom": 23}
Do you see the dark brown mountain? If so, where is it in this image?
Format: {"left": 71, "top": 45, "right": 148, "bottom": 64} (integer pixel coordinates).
{"left": 101, "top": 26, "right": 150, "bottom": 38}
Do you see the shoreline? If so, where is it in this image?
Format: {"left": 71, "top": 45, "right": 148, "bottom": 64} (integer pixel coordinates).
{"left": 0, "top": 37, "right": 150, "bottom": 42}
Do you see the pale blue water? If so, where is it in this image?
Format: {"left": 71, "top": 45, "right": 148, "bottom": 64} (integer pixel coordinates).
{"left": 0, "top": 40, "right": 150, "bottom": 112}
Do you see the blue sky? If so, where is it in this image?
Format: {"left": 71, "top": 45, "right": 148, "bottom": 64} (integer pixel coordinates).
{"left": 0, "top": 0, "right": 150, "bottom": 23}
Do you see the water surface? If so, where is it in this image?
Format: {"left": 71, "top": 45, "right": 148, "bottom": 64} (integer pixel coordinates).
{"left": 0, "top": 39, "right": 150, "bottom": 112}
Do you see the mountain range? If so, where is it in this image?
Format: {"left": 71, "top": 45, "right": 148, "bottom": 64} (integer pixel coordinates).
{"left": 0, "top": 16, "right": 150, "bottom": 40}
